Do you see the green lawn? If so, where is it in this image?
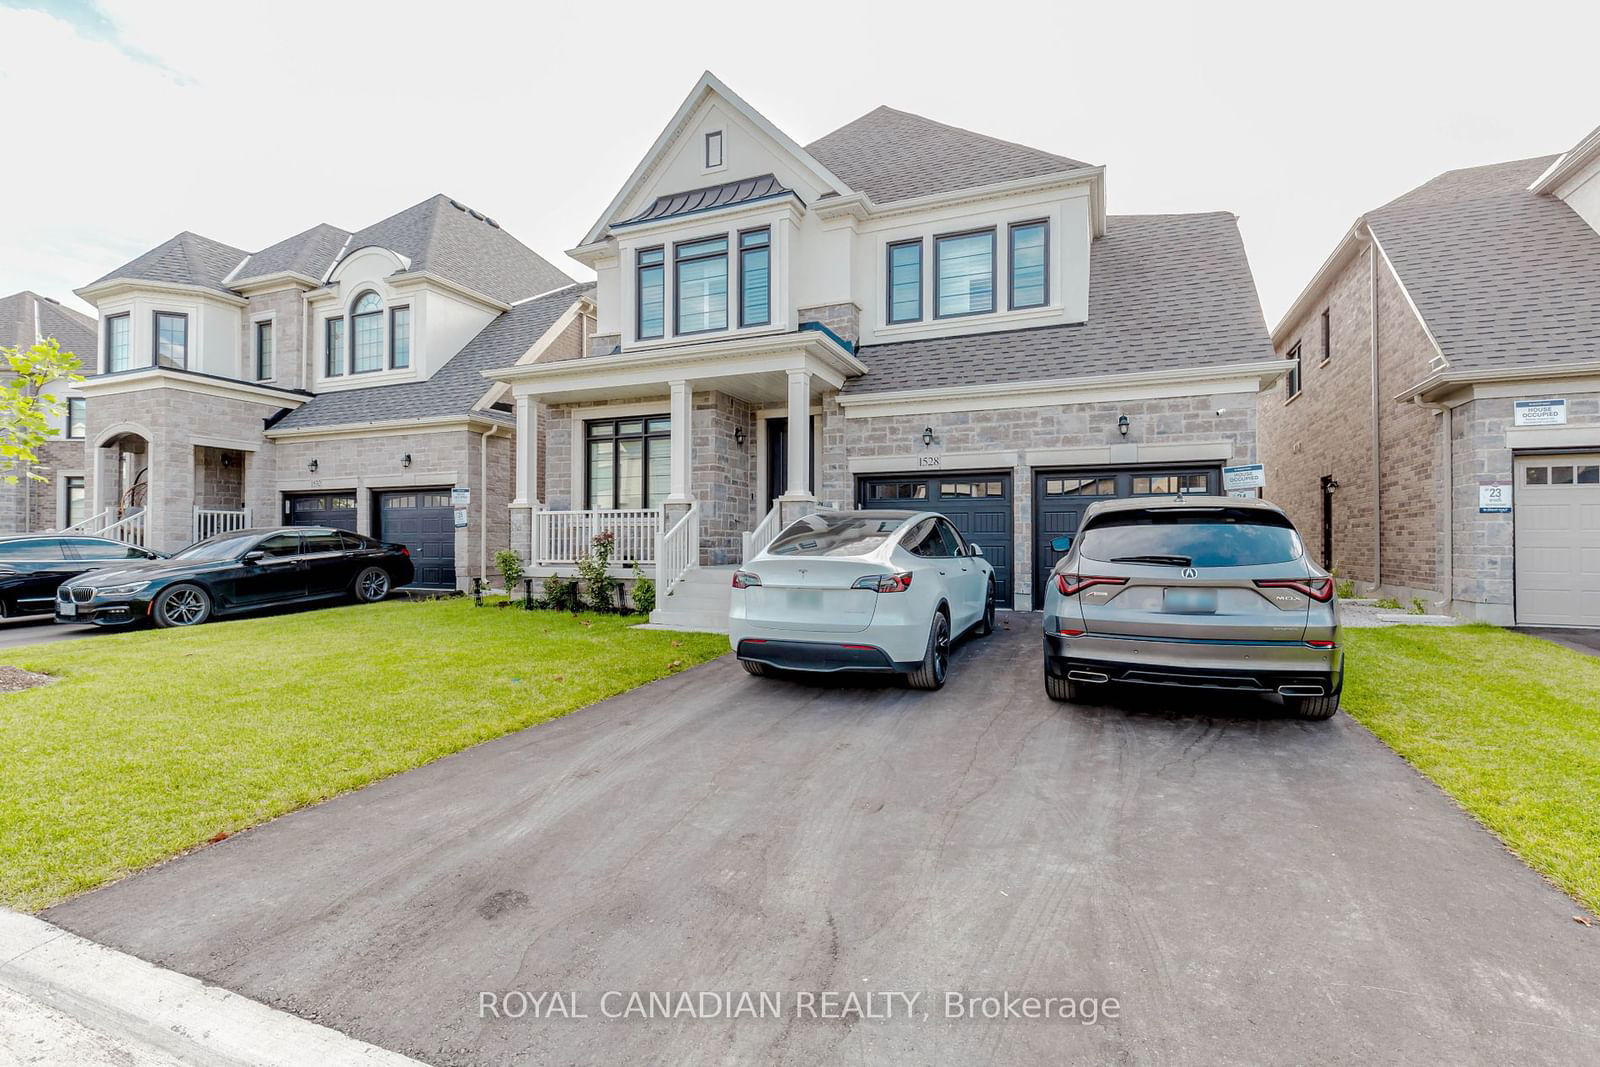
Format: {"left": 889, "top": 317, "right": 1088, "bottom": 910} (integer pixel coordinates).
{"left": 0, "top": 599, "right": 727, "bottom": 912}
{"left": 1343, "top": 625, "right": 1600, "bottom": 914}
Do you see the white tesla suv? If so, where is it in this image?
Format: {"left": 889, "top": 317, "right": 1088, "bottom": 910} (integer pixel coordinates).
{"left": 728, "top": 510, "right": 997, "bottom": 690}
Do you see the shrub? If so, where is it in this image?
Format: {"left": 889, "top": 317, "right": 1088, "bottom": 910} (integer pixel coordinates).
{"left": 576, "top": 531, "right": 618, "bottom": 613}
{"left": 494, "top": 550, "right": 525, "bottom": 594}
{"left": 1374, "top": 596, "right": 1404, "bottom": 611}
{"left": 1336, "top": 578, "right": 1355, "bottom": 600}
{"left": 1410, "top": 597, "right": 1428, "bottom": 616}
{"left": 542, "top": 574, "right": 579, "bottom": 613}
{"left": 631, "top": 560, "right": 656, "bottom": 616}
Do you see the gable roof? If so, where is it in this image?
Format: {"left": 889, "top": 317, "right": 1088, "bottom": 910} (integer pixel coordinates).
{"left": 805, "top": 106, "right": 1093, "bottom": 206}
{"left": 271, "top": 283, "right": 591, "bottom": 430}
{"left": 87, "top": 231, "right": 249, "bottom": 296}
{"left": 1367, "top": 155, "right": 1600, "bottom": 374}
{"left": 229, "top": 222, "right": 350, "bottom": 286}
{"left": 614, "top": 174, "right": 796, "bottom": 229}
{"left": 0, "top": 291, "right": 97, "bottom": 362}
{"left": 843, "top": 212, "right": 1273, "bottom": 394}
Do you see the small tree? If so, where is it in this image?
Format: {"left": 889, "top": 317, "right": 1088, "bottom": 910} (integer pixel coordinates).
{"left": 0, "top": 338, "right": 84, "bottom": 485}
{"left": 494, "top": 549, "right": 525, "bottom": 593}
{"left": 576, "top": 530, "right": 618, "bottom": 612}
{"left": 630, "top": 559, "right": 656, "bottom": 616}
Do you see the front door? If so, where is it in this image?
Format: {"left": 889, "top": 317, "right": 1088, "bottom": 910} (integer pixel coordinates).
{"left": 764, "top": 417, "right": 817, "bottom": 515}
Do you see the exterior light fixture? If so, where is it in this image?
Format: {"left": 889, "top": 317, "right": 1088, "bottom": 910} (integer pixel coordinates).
{"left": 921, "top": 426, "right": 935, "bottom": 447}
{"left": 734, "top": 427, "right": 745, "bottom": 448}
{"left": 402, "top": 453, "right": 412, "bottom": 469}
{"left": 307, "top": 459, "right": 318, "bottom": 473}
{"left": 1117, "top": 415, "right": 1130, "bottom": 437}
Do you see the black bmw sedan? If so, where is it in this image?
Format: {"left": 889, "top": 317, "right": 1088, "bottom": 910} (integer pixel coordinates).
{"left": 0, "top": 534, "right": 164, "bottom": 618}
{"left": 55, "top": 527, "right": 416, "bottom": 628}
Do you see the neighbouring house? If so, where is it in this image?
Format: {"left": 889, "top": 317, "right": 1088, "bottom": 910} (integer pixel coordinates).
{"left": 0, "top": 291, "right": 94, "bottom": 533}
{"left": 71, "top": 196, "right": 592, "bottom": 589}
{"left": 489, "top": 72, "right": 1284, "bottom": 626}
{"left": 1258, "top": 123, "right": 1600, "bottom": 627}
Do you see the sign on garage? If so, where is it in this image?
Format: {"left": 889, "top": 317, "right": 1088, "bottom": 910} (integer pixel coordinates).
{"left": 1222, "top": 463, "right": 1266, "bottom": 491}
{"left": 1513, "top": 399, "right": 1567, "bottom": 427}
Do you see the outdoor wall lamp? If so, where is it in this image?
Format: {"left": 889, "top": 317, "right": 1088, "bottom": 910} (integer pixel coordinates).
{"left": 921, "top": 426, "right": 935, "bottom": 447}
{"left": 1117, "top": 415, "right": 1130, "bottom": 437}
{"left": 220, "top": 454, "right": 233, "bottom": 468}
{"left": 402, "top": 453, "right": 412, "bottom": 469}
{"left": 734, "top": 427, "right": 745, "bottom": 448}
{"left": 307, "top": 459, "right": 318, "bottom": 473}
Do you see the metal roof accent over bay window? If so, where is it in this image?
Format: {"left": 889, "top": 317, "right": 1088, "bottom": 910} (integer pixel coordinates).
{"left": 612, "top": 174, "right": 799, "bottom": 230}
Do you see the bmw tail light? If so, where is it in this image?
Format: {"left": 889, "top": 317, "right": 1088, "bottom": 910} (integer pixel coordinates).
{"left": 732, "top": 571, "right": 762, "bottom": 589}
{"left": 401, "top": 546, "right": 411, "bottom": 557}
{"left": 1254, "top": 577, "right": 1334, "bottom": 603}
{"left": 1055, "top": 574, "right": 1128, "bottom": 597}
{"left": 852, "top": 572, "right": 913, "bottom": 593}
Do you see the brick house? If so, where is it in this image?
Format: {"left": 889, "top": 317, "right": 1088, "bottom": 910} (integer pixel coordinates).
{"left": 0, "top": 291, "right": 94, "bottom": 533}
{"left": 69, "top": 196, "right": 591, "bottom": 589}
{"left": 1259, "top": 123, "right": 1600, "bottom": 626}
{"left": 490, "top": 73, "right": 1285, "bottom": 626}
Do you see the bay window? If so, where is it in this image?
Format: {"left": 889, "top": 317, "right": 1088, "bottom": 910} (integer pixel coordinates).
{"left": 586, "top": 416, "right": 672, "bottom": 510}
{"left": 1008, "top": 221, "right": 1048, "bottom": 309}
{"left": 351, "top": 291, "right": 383, "bottom": 373}
{"left": 105, "top": 313, "right": 130, "bottom": 372}
{"left": 637, "top": 248, "right": 664, "bottom": 340}
{"left": 153, "top": 311, "right": 188, "bottom": 368}
{"left": 934, "top": 229, "right": 995, "bottom": 318}
{"left": 738, "top": 228, "right": 770, "bottom": 328}
{"left": 674, "top": 237, "right": 728, "bottom": 335}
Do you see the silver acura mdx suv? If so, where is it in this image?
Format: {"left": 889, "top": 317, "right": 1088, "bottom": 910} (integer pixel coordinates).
{"left": 1041, "top": 496, "right": 1343, "bottom": 720}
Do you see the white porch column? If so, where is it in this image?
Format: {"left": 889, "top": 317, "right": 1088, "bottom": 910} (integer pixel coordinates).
{"left": 784, "top": 369, "right": 812, "bottom": 497}
{"left": 512, "top": 394, "right": 539, "bottom": 507}
{"left": 667, "top": 379, "right": 693, "bottom": 502}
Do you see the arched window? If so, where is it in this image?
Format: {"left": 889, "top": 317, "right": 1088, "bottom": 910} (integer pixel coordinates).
{"left": 351, "top": 291, "right": 384, "bottom": 373}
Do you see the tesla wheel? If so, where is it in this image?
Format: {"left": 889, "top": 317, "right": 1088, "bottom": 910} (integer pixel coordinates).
{"left": 974, "top": 581, "right": 996, "bottom": 637}
{"left": 353, "top": 566, "right": 391, "bottom": 603}
{"left": 906, "top": 611, "right": 950, "bottom": 691}
{"left": 1286, "top": 692, "right": 1341, "bottom": 721}
{"left": 1044, "top": 671, "right": 1081, "bottom": 703}
{"left": 740, "top": 660, "right": 767, "bottom": 677}
{"left": 153, "top": 584, "right": 211, "bottom": 628}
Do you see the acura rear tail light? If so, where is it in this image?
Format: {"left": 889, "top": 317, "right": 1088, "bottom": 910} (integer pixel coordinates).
{"left": 1254, "top": 577, "right": 1334, "bottom": 603}
{"left": 852, "top": 572, "right": 913, "bottom": 593}
{"left": 1055, "top": 574, "right": 1128, "bottom": 597}
{"left": 731, "top": 571, "right": 762, "bottom": 589}
{"left": 1305, "top": 639, "right": 1337, "bottom": 649}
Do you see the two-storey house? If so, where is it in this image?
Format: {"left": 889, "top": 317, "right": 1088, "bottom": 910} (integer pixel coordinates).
{"left": 491, "top": 73, "right": 1284, "bottom": 624}
{"left": 72, "top": 195, "right": 591, "bottom": 589}
{"left": 0, "top": 291, "right": 95, "bottom": 534}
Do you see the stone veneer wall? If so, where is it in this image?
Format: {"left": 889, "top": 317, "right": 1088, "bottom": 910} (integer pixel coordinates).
{"left": 692, "top": 391, "right": 756, "bottom": 565}
{"left": 241, "top": 288, "right": 310, "bottom": 392}
{"left": 193, "top": 446, "right": 246, "bottom": 511}
{"left": 797, "top": 303, "right": 861, "bottom": 345}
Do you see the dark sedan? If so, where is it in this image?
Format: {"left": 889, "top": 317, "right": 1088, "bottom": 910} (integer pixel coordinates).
{"left": 55, "top": 527, "right": 415, "bottom": 628}
{"left": 0, "top": 534, "right": 163, "bottom": 618}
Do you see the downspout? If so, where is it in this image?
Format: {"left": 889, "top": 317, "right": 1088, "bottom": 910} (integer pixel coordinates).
{"left": 1417, "top": 399, "right": 1453, "bottom": 612}
{"left": 480, "top": 424, "right": 502, "bottom": 587}
{"left": 1367, "top": 225, "right": 1382, "bottom": 590}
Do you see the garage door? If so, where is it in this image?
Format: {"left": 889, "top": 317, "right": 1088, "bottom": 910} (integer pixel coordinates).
{"left": 1033, "top": 467, "right": 1220, "bottom": 606}
{"left": 284, "top": 492, "right": 357, "bottom": 532}
{"left": 1515, "top": 454, "right": 1600, "bottom": 626}
{"left": 859, "top": 473, "right": 1013, "bottom": 606}
{"left": 375, "top": 489, "right": 456, "bottom": 589}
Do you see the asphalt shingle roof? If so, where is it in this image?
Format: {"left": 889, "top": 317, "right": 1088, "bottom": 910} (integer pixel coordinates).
{"left": 805, "top": 106, "right": 1092, "bottom": 205}
{"left": 272, "top": 283, "right": 591, "bottom": 429}
{"left": 614, "top": 174, "right": 795, "bottom": 228}
{"left": 0, "top": 291, "right": 97, "bottom": 362}
{"left": 229, "top": 223, "right": 350, "bottom": 285}
{"left": 88, "top": 232, "right": 249, "bottom": 295}
{"left": 1365, "top": 155, "right": 1600, "bottom": 373}
{"left": 843, "top": 212, "right": 1273, "bottom": 393}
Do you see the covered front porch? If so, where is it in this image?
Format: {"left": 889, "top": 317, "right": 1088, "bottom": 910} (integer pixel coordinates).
{"left": 490, "top": 329, "right": 862, "bottom": 593}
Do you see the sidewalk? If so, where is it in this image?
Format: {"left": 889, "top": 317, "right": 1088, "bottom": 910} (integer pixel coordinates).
{"left": 1, "top": 983, "right": 185, "bottom": 1066}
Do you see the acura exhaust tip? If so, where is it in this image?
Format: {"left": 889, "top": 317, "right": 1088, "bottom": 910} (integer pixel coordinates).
{"left": 1277, "top": 684, "right": 1325, "bottom": 697}
{"left": 1067, "top": 670, "right": 1110, "bottom": 684}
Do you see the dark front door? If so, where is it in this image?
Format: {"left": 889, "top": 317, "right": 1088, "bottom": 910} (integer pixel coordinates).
{"left": 764, "top": 417, "right": 818, "bottom": 515}
{"left": 858, "top": 473, "right": 1013, "bottom": 607}
{"left": 376, "top": 490, "right": 455, "bottom": 589}
{"left": 1032, "top": 466, "right": 1221, "bottom": 606}
{"left": 285, "top": 492, "right": 358, "bottom": 532}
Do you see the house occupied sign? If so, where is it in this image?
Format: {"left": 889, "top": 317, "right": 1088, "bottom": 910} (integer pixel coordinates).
{"left": 1513, "top": 398, "right": 1567, "bottom": 426}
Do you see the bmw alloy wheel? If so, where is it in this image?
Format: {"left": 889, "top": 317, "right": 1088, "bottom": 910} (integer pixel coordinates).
{"left": 161, "top": 587, "right": 208, "bottom": 626}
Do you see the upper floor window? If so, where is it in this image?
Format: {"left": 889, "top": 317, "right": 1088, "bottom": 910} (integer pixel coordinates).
{"left": 705, "top": 130, "right": 723, "bottom": 169}
{"left": 254, "top": 320, "right": 273, "bottom": 381}
{"left": 886, "top": 239, "right": 923, "bottom": 324}
{"left": 675, "top": 236, "right": 728, "bottom": 335}
{"left": 1008, "top": 221, "right": 1048, "bottom": 310}
{"left": 390, "top": 306, "right": 411, "bottom": 369}
{"left": 351, "top": 291, "right": 383, "bottom": 373}
{"left": 934, "top": 229, "right": 995, "bottom": 319}
{"left": 738, "top": 228, "right": 770, "bottom": 328}
{"left": 105, "top": 313, "right": 130, "bottom": 373}
{"left": 637, "top": 248, "right": 664, "bottom": 340}
{"left": 325, "top": 316, "right": 346, "bottom": 377}
{"left": 1285, "top": 342, "right": 1302, "bottom": 399}
{"left": 67, "top": 397, "right": 86, "bottom": 439}
{"left": 1320, "top": 308, "right": 1331, "bottom": 362}
{"left": 153, "top": 311, "right": 188, "bottom": 368}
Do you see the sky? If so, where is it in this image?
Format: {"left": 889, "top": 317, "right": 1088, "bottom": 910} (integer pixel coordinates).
{"left": 2, "top": 0, "right": 1597, "bottom": 329}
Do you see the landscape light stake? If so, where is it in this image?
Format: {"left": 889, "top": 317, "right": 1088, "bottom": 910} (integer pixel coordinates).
{"left": 471, "top": 577, "right": 485, "bottom": 607}
{"left": 523, "top": 577, "right": 534, "bottom": 610}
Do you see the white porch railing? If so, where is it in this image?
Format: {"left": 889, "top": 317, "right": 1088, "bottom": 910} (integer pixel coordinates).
{"left": 99, "top": 509, "right": 147, "bottom": 549}
{"left": 195, "top": 507, "right": 252, "bottom": 542}
{"left": 656, "top": 503, "right": 699, "bottom": 597}
{"left": 57, "top": 508, "right": 113, "bottom": 535}
{"left": 742, "top": 506, "right": 782, "bottom": 564}
{"left": 535, "top": 509, "right": 661, "bottom": 565}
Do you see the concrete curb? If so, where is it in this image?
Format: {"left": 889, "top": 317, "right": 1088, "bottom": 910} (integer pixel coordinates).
{"left": 0, "top": 909, "right": 425, "bottom": 1067}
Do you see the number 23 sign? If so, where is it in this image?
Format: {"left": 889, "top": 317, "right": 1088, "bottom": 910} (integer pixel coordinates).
{"left": 1479, "top": 483, "right": 1511, "bottom": 513}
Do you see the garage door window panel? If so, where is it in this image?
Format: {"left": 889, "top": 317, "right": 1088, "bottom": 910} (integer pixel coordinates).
{"left": 1133, "top": 473, "right": 1210, "bottom": 495}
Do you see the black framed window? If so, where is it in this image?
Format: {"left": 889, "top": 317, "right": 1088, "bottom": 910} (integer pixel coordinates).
{"left": 705, "top": 130, "right": 723, "bottom": 168}
{"left": 1320, "top": 308, "right": 1331, "bottom": 362}
{"left": 1286, "top": 342, "right": 1302, "bottom": 399}
{"left": 325, "top": 316, "right": 346, "bottom": 377}
{"left": 674, "top": 237, "right": 728, "bottom": 335}
{"left": 637, "top": 247, "right": 664, "bottom": 340}
{"left": 390, "top": 306, "right": 410, "bottom": 369}
{"left": 1008, "top": 220, "right": 1048, "bottom": 309}
{"left": 934, "top": 229, "right": 995, "bottom": 318}
{"left": 105, "top": 312, "right": 130, "bottom": 372}
{"left": 66, "top": 397, "right": 86, "bottom": 439}
{"left": 153, "top": 311, "right": 188, "bottom": 368}
{"left": 254, "top": 320, "right": 273, "bottom": 380}
{"left": 886, "top": 239, "right": 922, "bottom": 324}
{"left": 585, "top": 416, "right": 672, "bottom": 510}
{"left": 738, "top": 228, "right": 770, "bottom": 328}
{"left": 64, "top": 476, "right": 86, "bottom": 528}
{"left": 351, "top": 292, "right": 383, "bottom": 373}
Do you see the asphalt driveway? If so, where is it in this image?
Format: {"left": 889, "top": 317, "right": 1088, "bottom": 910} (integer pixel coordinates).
{"left": 45, "top": 617, "right": 1600, "bottom": 1065}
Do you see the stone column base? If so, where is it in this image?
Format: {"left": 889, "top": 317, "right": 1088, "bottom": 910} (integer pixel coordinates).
{"left": 777, "top": 495, "right": 818, "bottom": 525}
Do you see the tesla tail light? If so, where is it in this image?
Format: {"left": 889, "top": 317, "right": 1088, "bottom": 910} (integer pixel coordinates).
{"left": 731, "top": 571, "right": 762, "bottom": 589}
{"left": 1254, "top": 577, "right": 1334, "bottom": 603}
{"left": 852, "top": 572, "right": 913, "bottom": 593}
{"left": 1055, "top": 574, "right": 1128, "bottom": 597}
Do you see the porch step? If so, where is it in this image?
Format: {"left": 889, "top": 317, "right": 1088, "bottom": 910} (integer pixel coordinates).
{"left": 648, "top": 565, "right": 736, "bottom": 633}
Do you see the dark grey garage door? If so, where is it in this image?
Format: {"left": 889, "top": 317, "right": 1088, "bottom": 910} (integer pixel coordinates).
{"left": 284, "top": 492, "right": 357, "bottom": 532}
{"left": 858, "top": 473, "right": 1012, "bottom": 606}
{"left": 376, "top": 489, "right": 456, "bottom": 589}
{"left": 1033, "top": 466, "right": 1221, "bottom": 605}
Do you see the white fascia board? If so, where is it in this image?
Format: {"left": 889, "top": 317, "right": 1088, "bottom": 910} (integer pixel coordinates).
{"left": 1529, "top": 124, "right": 1600, "bottom": 194}
{"left": 229, "top": 271, "right": 320, "bottom": 295}
{"left": 76, "top": 367, "right": 308, "bottom": 406}
{"left": 486, "top": 330, "right": 866, "bottom": 387}
{"left": 1270, "top": 222, "right": 1365, "bottom": 344}
{"left": 811, "top": 167, "right": 1105, "bottom": 231}
{"left": 1367, "top": 229, "right": 1449, "bottom": 368}
{"left": 1396, "top": 359, "right": 1600, "bottom": 404}
{"left": 264, "top": 414, "right": 504, "bottom": 441}
{"left": 74, "top": 278, "right": 248, "bottom": 308}
{"left": 386, "top": 270, "right": 510, "bottom": 312}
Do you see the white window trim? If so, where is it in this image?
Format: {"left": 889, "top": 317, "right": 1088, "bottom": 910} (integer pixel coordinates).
{"left": 703, "top": 129, "right": 726, "bottom": 173}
